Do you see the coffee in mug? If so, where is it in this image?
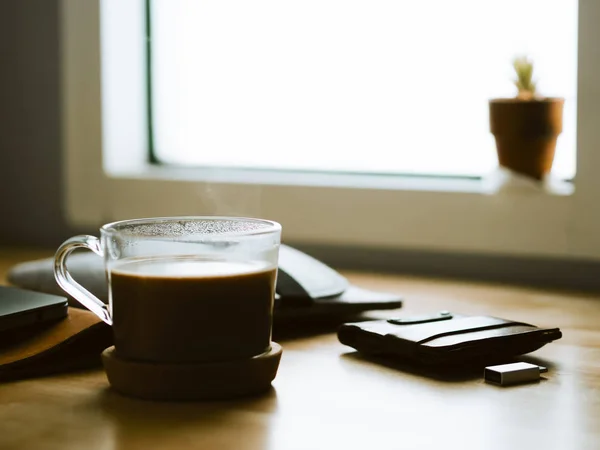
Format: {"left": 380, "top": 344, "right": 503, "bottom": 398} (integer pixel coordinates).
{"left": 110, "top": 256, "right": 276, "bottom": 362}
{"left": 54, "top": 217, "right": 281, "bottom": 364}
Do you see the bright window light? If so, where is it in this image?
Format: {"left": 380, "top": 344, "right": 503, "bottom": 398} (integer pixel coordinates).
{"left": 151, "top": 0, "right": 577, "bottom": 178}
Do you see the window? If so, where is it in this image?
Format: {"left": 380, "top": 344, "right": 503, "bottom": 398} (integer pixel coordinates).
{"left": 61, "top": 0, "right": 600, "bottom": 261}
{"left": 152, "top": 0, "right": 577, "bottom": 179}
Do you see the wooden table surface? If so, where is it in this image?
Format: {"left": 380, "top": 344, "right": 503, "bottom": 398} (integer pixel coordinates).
{"left": 0, "top": 248, "right": 599, "bottom": 450}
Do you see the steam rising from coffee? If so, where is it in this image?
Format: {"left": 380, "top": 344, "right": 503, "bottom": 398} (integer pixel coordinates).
{"left": 197, "top": 181, "right": 263, "bottom": 218}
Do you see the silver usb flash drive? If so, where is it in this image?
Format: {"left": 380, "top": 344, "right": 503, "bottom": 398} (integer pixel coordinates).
{"left": 484, "top": 362, "right": 548, "bottom": 386}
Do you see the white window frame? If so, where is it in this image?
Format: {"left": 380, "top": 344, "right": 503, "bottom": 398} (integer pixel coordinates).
{"left": 61, "top": 0, "right": 600, "bottom": 260}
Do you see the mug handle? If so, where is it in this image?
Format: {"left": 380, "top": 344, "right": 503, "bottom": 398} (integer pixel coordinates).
{"left": 53, "top": 235, "right": 112, "bottom": 325}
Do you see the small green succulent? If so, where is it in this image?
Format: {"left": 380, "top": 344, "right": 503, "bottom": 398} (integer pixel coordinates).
{"left": 513, "top": 56, "right": 537, "bottom": 100}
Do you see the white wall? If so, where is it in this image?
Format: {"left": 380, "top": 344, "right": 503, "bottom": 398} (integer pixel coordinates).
{"left": 0, "top": 0, "right": 89, "bottom": 247}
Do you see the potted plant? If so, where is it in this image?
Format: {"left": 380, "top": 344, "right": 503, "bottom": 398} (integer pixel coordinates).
{"left": 489, "top": 57, "right": 564, "bottom": 180}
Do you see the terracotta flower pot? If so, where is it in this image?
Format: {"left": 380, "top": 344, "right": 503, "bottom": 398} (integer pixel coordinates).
{"left": 489, "top": 98, "right": 564, "bottom": 180}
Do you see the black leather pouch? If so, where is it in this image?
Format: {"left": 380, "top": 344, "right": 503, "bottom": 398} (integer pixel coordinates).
{"left": 338, "top": 313, "right": 562, "bottom": 365}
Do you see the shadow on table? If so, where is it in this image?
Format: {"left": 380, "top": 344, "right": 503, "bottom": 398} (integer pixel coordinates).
{"left": 340, "top": 351, "right": 557, "bottom": 384}
{"left": 92, "top": 385, "right": 279, "bottom": 449}
{"left": 273, "top": 314, "right": 371, "bottom": 341}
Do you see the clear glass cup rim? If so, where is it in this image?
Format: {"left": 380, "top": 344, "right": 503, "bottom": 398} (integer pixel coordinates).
{"left": 100, "top": 216, "right": 281, "bottom": 238}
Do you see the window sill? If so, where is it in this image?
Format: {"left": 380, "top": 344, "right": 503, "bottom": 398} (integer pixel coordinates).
{"left": 108, "top": 164, "right": 574, "bottom": 197}
{"left": 87, "top": 163, "right": 577, "bottom": 260}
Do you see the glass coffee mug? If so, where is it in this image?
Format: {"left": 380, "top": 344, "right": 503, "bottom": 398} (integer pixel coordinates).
{"left": 54, "top": 217, "right": 281, "bottom": 364}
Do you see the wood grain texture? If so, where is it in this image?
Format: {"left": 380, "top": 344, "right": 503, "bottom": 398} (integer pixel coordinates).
{"left": 0, "top": 248, "right": 599, "bottom": 450}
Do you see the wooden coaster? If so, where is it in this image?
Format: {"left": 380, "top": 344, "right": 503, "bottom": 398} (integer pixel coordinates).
{"left": 102, "top": 342, "right": 282, "bottom": 401}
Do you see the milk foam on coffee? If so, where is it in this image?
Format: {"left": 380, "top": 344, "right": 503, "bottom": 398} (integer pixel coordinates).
{"left": 109, "top": 256, "right": 277, "bottom": 363}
